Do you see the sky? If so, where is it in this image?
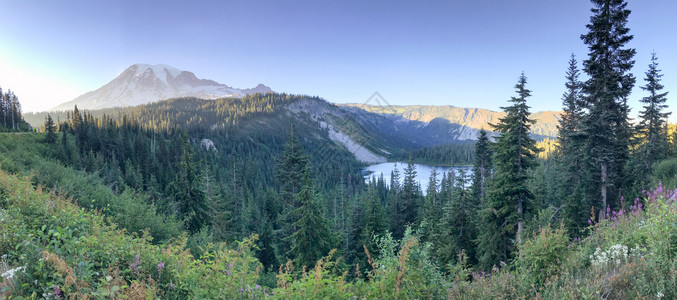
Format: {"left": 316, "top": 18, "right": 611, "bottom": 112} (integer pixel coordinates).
{"left": 1, "top": 0, "right": 676, "bottom": 121}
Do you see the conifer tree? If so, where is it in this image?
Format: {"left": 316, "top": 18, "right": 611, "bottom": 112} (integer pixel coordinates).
{"left": 288, "top": 165, "right": 333, "bottom": 268}
{"left": 275, "top": 123, "right": 311, "bottom": 260}
{"left": 360, "top": 183, "right": 387, "bottom": 264}
{"left": 276, "top": 122, "right": 309, "bottom": 205}
{"left": 558, "top": 54, "right": 584, "bottom": 155}
{"left": 167, "top": 132, "right": 210, "bottom": 233}
{"left": 637, "top": 53, "right": 670, "bottom": 176}
{"left": 2, "top": 90, "right": 12, "bottom": 128}
{"left": 346, "top": 193, "right": 366, "bottom": 266}
{"left": 44, "top": 114, "right": 57, "bottom": 144}
{"left": 10, "top": 92, "right": 21, "bottom": 130}
{"left": 71, "top": 105, "right": 82, "bottom": 132}
{"left": 478, "top": 73, "right": 539, "bottom": 268}
{"left": 580, "top": 0, "right": 636, "bottom": 216}
{"left": 389, "top": 164, "right": 403, "bottom": 237}
{"left": 422, "top": 168, "right": 442, "bottom": 242}
{"left": 390, "top": 163, "right": 401, "bottom": 193}
{"left": 557, "top": 55, "right": 588, "bottom": 232}
{"left": 437, "top": 169, "right": 476, "bottom": 266}
{"left": 0, "top": 87, "right": 4, "bottom": 129}
{"left": 393, "top": 161, "right": 421, "bottom": 239}
{"left": 471, "top": 130, "right": 492, "bottom": 202}
{"left": 426, "top": 168, "right": 439, "bottom": 204}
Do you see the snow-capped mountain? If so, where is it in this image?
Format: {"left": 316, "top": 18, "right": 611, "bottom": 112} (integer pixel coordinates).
{"left": 52, "top": 64, "right": 273, "bottom": 111}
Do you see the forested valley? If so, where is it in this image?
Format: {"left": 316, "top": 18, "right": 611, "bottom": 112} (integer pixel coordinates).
{"left": 2, "top": 0, "right": 677, "bottom": 298}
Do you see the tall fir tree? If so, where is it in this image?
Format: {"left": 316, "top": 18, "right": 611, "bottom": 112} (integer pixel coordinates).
{"left": 426, "top": 168, "right": 439, "bottom": 206}
{"left": 421, "top": 168, "right": 441, "bottom": 243}
{"left": 388, "top": 163, "right": 403, "bottom": 237}
{"left": 395, "top": 161, "right": 421, "bottom": 239}
{"left": 288, "top": 165, "right": 334, "bottom": 268}
{"left": 557, "top": 54, "right": 588, "bottom": 233}
{"left": 167, "top": 131, "right": 211, "bottom": 233}
{"left": 471, "top": 129, "right": 493, "bottom": 202}
{"left": 580, "top": 0, "right": 636, "bottom": 217}
{"left": 275, "top": 122, "right": 311, "bottom": 261}
{"left": 9, "top": 92, "right": 22, "bottom": 130}
{"left": 437, "top": 169, "right": 476, "bottom": 267}
{"left": 358, "top": 183, "right": 387, "bottom": 268}
{"left": 477, "top": 73, "right": 540, "bottom": 268}
{"left": 44, "top": 114, "right": 57, "bottom": 144}
{"left": 558, "top": 54, "right": 584, "bottom": 155}
{"left": 637, "top": 52, "right": 670, "bottom": 178}
{"left": 0, "top": 87, "right": 4, "bottom": 129}
{"left": 2, "top": 90, "right": 12, "bottom": 129}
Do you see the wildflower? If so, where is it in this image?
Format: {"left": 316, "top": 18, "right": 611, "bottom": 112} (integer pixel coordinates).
{"left": 130, "top": 254, "right": 141, "bottom": 276}
{"left": 657, "top": 292, "right": 664, "bottom": 298}
{"left": 157, "top": 262, "right": 165, "bottom": 276}
{"left": 53, "top": 285, "right": 63, "bottom": 299}
{"left": 1, "top": 266, "right": 24, "bottom": 279}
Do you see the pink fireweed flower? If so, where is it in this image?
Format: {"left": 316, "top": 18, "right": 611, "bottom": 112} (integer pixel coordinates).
{"left": 157, "top": 262, "right": 165, "bottom": 276}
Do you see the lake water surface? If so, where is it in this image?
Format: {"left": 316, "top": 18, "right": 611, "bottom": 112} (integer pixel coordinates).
{"left": 363, "top": 162, "right": 473, "bottom": 194}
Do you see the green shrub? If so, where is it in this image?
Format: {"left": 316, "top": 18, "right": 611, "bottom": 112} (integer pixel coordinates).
{"left": 515, "top": 224, "right": 569, "bottom": 286}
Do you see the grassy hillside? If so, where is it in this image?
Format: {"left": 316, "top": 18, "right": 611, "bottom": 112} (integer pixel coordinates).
{"left": 0, "top": 133, "right": 184, "bottom": 243}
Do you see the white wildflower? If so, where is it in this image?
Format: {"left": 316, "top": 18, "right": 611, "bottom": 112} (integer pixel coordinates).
{"left": 1, "top": 266, "right": 24, "bottom": 279}
{"left": 657, "top": 292, "right": 664, "bottom": 298}
{"left": 630, "top": 245, "right": 642, "bottom": 257}
{"left": 591, "top": 244, "right": 630, "bottom": 267}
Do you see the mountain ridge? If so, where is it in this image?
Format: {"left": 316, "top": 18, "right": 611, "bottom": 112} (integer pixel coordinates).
{"left": 341, "top": 103, "right": 561, "bottom": 138}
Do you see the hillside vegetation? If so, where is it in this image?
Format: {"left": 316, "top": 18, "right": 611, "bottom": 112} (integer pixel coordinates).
{"left": 1, "top": 163, "right": 675, "bottom": 298}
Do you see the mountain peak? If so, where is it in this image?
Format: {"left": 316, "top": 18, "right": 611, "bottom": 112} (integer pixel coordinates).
{"left": 52, "top": 64, "right": 274, "bottom": 111}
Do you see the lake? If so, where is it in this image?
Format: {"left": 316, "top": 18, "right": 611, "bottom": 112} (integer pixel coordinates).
{"left": 363, "top": 162, "right": 473, "bottom": 194}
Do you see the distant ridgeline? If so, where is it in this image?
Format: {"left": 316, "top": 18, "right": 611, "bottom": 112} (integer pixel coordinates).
{"left": 0, "top": 86, "right": 31, "bottom": 131}
{"left": 342, "top": 103, "right": 561, "bottom": 139}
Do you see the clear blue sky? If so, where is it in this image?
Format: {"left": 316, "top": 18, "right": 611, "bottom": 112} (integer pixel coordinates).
{"left": 1, "top": 0, "right": 676, "bottom": 121}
